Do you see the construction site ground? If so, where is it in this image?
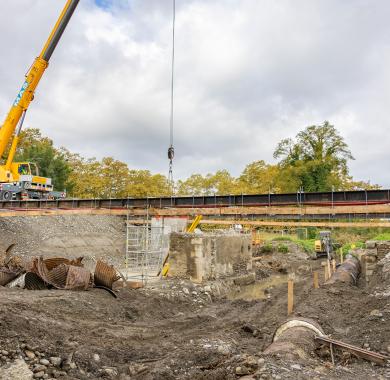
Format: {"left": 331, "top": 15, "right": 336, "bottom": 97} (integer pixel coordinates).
{"left": 1, "top": 232, "right": 390, "bottom": 379}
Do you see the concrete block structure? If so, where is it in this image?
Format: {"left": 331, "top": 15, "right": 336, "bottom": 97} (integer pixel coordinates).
{"left": 167, "top": 232, "right": 252, "bottom": 283}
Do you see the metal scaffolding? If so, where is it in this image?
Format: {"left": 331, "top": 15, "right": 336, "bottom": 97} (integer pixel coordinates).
{"left": 125, "top": 223, "right": 167, "bottom": 285}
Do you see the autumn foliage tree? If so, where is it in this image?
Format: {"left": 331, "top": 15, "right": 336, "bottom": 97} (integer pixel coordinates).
{"left": 11, "top": 124, "right": 380, "bottom": 198}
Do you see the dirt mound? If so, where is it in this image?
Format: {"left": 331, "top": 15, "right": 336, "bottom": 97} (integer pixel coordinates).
{"left": 0, "top": 215, "right": 125, "bottom": 267}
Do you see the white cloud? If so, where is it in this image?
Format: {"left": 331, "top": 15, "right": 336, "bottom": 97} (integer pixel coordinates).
{"left": 0, "top": 0, "right": 389, "bottom": 187}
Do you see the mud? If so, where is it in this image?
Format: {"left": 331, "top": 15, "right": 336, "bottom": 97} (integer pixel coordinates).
{"left": 1, "top": 240, "right": 390, "bottom": 379}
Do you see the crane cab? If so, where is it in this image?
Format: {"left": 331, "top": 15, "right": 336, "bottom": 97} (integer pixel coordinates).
{"left": 0, "top": 161, "right": 54, "bottom": 200}
{"left": 11, "top": 161, "right": 53, "bottom": 189}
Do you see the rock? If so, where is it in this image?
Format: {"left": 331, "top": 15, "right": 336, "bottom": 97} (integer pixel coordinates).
{"left": 291, "top": 364, "right": 302, "bottom": 370}
{"left": 386, "top": 345, "right": 390, "bottom": 353}
{"left": 235, "top": 366, "right": 250, "bottom": 375}
{"left": 39, "top": 359, "right": 50, "bottom": 366}
{"left": 0, "top": 359, "right": 33, "bottom": 380}
{"left": 370, "top": 309, "right": 383, "bottom": 318}
{"left": 258, "top": 358, "right": 265, "bottom": 365}
{"left": 243, "top": 356, "right": 258, "bottom": 368}
{"left": 366, "top": 241, "right": 377, "bottom": 249}
{"left": 217, "top": 344, "right": 231, "bottom": 355}
{"left": 182, "top": 288, "right": 190, "bottom": 295}
{"left": 203, "top": 285, "right": 211, "bottom": 293}
{"left": 363, "top": 343, "right": 370, "bottom": 348}
{"left": 25, "top": 351, "right": 36, "bottom": 360}
{"left": 93, "top": 354, "right": 100, "bottom": 362}
{"left": 33, "top": 371, "right": 45, "bottom": 378}
{"left": 101, "top": 367, "right": 118, "bottom": 378}
{"left": 49, "top": 357, "right": 62, "bottom": 367}
{"left": 1, "top": 351, "right": 9, "bottom": 356}
{"left": 33, "top": 365, "right": 46, "bottom": 373}
{"left": 52, "top": 370, "right": 67, "bottom": 378}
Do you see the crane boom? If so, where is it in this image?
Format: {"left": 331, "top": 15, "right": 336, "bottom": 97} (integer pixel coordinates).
{"left": 0, "top": 0, "right": 79, "bottom": 159}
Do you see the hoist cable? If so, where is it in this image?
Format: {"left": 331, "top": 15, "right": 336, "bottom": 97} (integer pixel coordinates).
{"left": 168, "top": 0, "right": 176, "bottom": 192}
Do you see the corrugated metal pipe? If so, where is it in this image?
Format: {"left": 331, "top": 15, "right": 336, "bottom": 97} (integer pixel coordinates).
{"left": 326, "top": 256, "right": 361, "bottom": 285}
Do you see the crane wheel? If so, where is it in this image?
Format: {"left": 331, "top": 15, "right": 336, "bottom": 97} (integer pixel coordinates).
{"left": 2, "top": 191, "right": 11, "bottom": 201}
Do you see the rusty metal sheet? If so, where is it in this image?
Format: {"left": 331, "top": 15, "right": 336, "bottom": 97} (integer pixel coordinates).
{"left": 29, "top": 257, "right": 89, "bottom": 290}
{"left": 47, "top": 263, "right": 69, "bottom": 288}
{"left": 24, "top": 272, "right": 47, "bottom": 290}
{"left": 43, "top": 257, "right": 83, "bottom": 271}
{"left": 94, "top": 260, "right": 120, "bottom": 289}
{"left": 0, "top": 270, "right": 18, "bottom": 286}
{"left": 65, "top": 266, "right": 91, "bottom": 291}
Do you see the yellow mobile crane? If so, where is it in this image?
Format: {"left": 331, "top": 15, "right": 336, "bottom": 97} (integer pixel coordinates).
{"left": 0, "top": 0, "right": 79, "bottom": 200}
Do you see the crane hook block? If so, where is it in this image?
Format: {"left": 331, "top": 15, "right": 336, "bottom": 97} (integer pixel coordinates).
{"left": 168, "top": 146, "right": 175, "bottom": 160}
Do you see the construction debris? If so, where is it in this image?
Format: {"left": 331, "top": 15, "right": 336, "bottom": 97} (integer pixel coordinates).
{"left": 264, "top": 318, "right": 325, "bottom": 360}
{"left": 315, "top": 335, "right": 389, "bottom": 366}
{"left": 0, "top": 248, "right": 119, "bottom": 294}
{"left": 0, "top": 244, "right": 23, "bottom": 286}
{"left": 94, "top": 260, "right": 120, "bottom": 290}
{"left": 325, "top": 256, "right": 361, "bottom": 285}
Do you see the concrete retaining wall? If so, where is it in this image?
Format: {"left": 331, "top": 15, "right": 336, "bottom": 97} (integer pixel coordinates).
{"left": 356, "top": 241, "right": 390, "bottom": 282}
{"left": 168, "top": 233, "right": 252, "bottom": 283}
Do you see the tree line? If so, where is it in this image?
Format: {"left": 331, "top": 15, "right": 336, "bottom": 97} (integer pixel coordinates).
{"left": 11, "top": 121, "right": 379, "bottom": 198}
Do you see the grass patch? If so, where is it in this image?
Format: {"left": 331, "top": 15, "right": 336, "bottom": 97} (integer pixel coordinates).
{"left": 261, "top": 243, "right": 273, "bottom": 253}
{"left": 277, "top": 244, "right": 289, "bottom": 253}
{"left": 295, "top": 239, "right": 316, "bottom": 253}
{"left": 372, "top": 233, "right": 390, "bottom": 241}
{"left": 341, "top": 241, "right": 365, "bottom": 255}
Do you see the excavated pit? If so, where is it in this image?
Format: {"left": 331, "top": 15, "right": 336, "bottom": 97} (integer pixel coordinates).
{"left": 0, "top": 217, "right": 389, "bottom": 379}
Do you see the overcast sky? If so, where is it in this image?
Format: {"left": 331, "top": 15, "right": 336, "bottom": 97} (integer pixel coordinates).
{"left": 0, "top": 0, "right": 389, "bottom": 186}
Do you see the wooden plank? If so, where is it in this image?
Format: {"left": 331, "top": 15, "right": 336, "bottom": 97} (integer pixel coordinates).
{"left": 147, "top": 203, "right": 390, "bottom": 216}
{"left": 198, "top": 219, "right": 390, "bottom": 228}
{"left": 313, "top": 271, "right": 319, "bottom": 289}
{"left": 287, "top": 280, "right": 294, "bottom": 315}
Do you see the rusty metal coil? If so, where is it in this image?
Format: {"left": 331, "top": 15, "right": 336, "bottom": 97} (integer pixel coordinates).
{"left": 94, "top": 260, "right": 120, "bottom": 289}
{"left": 47, "top": 263, "right": 69, "bottom": 288}
{"left": 43, "top": 257, "right": 83, "bottom": 271}
{"left": 0, "top": 270, "right": 18, "bottom": 286}
{"left": 24, "top": 272, "right": 47, "bottom": 290}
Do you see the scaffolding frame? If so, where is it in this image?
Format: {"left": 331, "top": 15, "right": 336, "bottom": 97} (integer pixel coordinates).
{"left": 125, "top": 218, "right": 168, "bottom": 284}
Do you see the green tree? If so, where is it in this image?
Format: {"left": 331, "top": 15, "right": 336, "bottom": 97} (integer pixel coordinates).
{"left": 273, "top": 121, "right": 354, "bottom": 192}
{"left": 127, "top": 170, "right": 171, "bottom": 197}
{"left": 177, "top": 174, "right": 210, "bottom": 195}
{"left": 15, "top": 129, "right": 72, "bottom": 192}
{"left": 238, "top": 160, "right": 280, "bottom": 194}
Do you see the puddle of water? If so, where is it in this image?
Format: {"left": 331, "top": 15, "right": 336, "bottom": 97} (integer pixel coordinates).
{"left": 228, "top": 275, "right": 288, "bottom": 301}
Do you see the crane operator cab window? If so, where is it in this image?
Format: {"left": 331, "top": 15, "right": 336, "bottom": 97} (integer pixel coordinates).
{"left": 18, "top": 164, "right": 30, "bottom": 175}
{"left": 18, "top": 163, "right": 39, "bottom": 176}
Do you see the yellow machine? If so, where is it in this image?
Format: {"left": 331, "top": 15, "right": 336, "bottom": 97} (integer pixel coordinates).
{"left": 314, "top": 230, "right": 336, "bottom": 259}
{"left": 0, "top": 0, "right": 79, "bottom": 200}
